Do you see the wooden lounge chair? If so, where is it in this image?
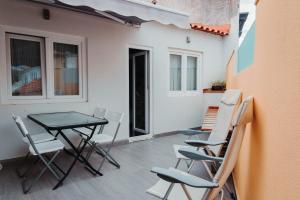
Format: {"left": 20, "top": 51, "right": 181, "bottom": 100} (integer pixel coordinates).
{"left": 201, "top": 106, "right": 219, "bottom": 132}
{"left": 173, "top": 89, "right": 242, "bottom": 169}
{"left": 147, "top": 96, "right": 254, "bottom": 200}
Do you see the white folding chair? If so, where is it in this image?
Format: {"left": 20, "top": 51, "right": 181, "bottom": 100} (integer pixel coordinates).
{"left": 147, "top": 96, "right": 254, "bottom": 200}
{"left": 12, "top": 114, "right": 55, "bottom": 144}
{"left": 85, "top": 110, "right": 124, "bottom": 173}
{"left": 73, "top": 107, "right": 107, "bottom": 160}
{"left": 12, "top": 115, "right": 65, "bottom": 194}
{"left": 73, "top": 107, "right": 107, "bottom": 144}
{"left": 11, "top": 114, "right": 56, "bottom": 178}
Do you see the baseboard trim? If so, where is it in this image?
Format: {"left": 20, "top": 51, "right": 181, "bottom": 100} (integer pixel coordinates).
{"left": 153, "top": 131, "right": 179, "bottom": 138}
{"left": 111, "top": 138, "right": 129, "bottom": 146}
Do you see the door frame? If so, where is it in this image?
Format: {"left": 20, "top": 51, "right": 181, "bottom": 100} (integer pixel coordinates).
{"left": 127, "top": 44, "right": 153, "bottom": 142}
{"left": 132, "top": 51, "right": 149, "bottom": 134}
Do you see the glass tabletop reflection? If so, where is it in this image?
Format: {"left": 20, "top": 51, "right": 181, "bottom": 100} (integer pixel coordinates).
{"left": 28, "top": 111, "right": 108, "bottom": 130}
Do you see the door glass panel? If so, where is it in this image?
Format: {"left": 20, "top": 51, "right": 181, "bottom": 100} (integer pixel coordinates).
{"left": 134, "top": 55, "right": 146, "bottom": 130}
{"left": 10, "top": 38, "right": 43, "bottom": 96}
{"left": 54, "top": 42, "right": 79, "bottom": 96}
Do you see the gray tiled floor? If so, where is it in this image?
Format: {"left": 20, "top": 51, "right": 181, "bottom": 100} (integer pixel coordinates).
{"left": 0, "top": 134, "right": 234, "bottom": 200}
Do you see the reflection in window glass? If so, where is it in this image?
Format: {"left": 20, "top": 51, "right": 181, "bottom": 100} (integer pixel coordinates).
{"left": 187, "top": 56, "right": 197, "bottom": 91}
{"left": 170, "top": 54, "right": 182, "bottom": 91}
{"left": 10, "top": 38, "right": 43, "bottom": 96}
{"left": 54, "top": 43, "right": 79, "bottom": 96}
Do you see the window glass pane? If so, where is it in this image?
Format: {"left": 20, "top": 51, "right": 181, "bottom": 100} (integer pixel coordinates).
{"left": 187, "top": 56, "right": 197, "bottom": 91}
{"left": 54, "top": 43, "right": 79, "bottom": 96}
{"left": 10, "top": 38, "right": 43, "bottom": 96}
{"left": 170, "top": 54, "right": 182, "bottom": 91}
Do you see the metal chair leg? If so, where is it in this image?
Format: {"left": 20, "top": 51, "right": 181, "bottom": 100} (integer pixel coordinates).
{"left": 39, "top": 152, "right": 61, "bottom": 180}
{"left": 16, "top": 152, "right": 30, "bottom": 177}
{"left": 94, "top": 144, "right": 120, "bottom": 170}
{"left": 97, "top": 140, "right": 119, "bottom": 172}
{"left": 202, "top": 160, "right": 214, "bottom": 178}
{"left": 96, "top": 145, "right": 110, "bottom": 172}
{"left": 94, "top": 145, "right": 119, "bottom": 167}
{"left": 44, "top": 154, "right": 65, "bottom": 176}
{"left": 22, "top": 152, "right": 60, "bottom": 194}
{"left": 85, "top": 142, "right": 96, "bottom": 162}
{"left": 181, "top": 184, "right": 192, "bottom": 200}
{"left": 77, "top": 138, "right": 84, "bottom": 150}
{"left": 174, "top": 159, "right": 181, "bottom": 168}
{"left": 187, "top": 160, "right": 194, "bottom": 173}
{"left": 18, "top": 157, "right": 40, "bottom": 178}
{"left": 220, "top": 188, "right": 225, "bottom": 200}
{"left": 102, "top": 151, "right": 120, "bottom": 168}
{"left": 163, "top": 183, "right": 175, "bottom": 200}
{"left": 185, "top": 159, "right": 193, "bottom": 169}
{"left": 22, "top": 165, "right": 48, "bottom": 194}
{"left": 224, "top": 181, "right": 235, "bottom": 199}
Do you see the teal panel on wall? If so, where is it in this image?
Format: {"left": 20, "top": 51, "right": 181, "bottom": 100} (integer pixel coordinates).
{"left": 238, "top": 22, "right": 256, "bottom": 72}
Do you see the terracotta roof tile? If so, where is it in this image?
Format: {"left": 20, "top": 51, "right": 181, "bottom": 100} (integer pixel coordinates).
{"left": 191, "top": 23, "right": 231, "bottom": 36}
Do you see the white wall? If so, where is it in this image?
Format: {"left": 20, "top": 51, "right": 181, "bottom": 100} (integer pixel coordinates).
{"left": 203, "top": 93, "right": 223, "bottom": 110}
{"left": 223, "top": 11, "right": 239, "bottom": 74}
{"left": 0, "top": 0, "right": 226, "bottom": 160}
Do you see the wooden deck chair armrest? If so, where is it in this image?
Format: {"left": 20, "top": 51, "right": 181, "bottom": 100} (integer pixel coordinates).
{"left": 184, "top": 139, "right": 227, "bottom": 147}
{"left": 178, "top": 148, "right": 224, "bottom": 162}
{"left": 179, "top": 129, "right": 211, "bottom": 136}
{"left": 151, "top": 167, "right": 219, "bottom": 188}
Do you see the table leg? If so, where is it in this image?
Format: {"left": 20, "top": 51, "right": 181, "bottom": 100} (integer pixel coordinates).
{"left": 53, "top": 127, "right": 103, "bottom": 190}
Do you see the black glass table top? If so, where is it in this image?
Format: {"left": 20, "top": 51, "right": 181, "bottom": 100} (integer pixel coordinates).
{"left": 28, "top": 111, "right": 108, "bottom": 130}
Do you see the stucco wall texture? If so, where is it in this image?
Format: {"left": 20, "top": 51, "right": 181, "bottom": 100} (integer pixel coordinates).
{"left": 226, "top": 1, "right": 300, "bottom": 200}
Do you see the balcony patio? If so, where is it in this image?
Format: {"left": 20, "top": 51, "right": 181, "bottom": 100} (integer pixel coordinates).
{"left": 0, "top": 133, "right": 237, "bottom": 200}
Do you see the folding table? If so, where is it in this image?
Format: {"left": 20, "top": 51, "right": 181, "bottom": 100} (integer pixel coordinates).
{"left": 28, "top": 111, "right": 108, "bottom": 190}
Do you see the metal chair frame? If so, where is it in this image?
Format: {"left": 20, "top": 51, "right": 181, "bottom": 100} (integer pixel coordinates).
{"left": 81, "top": 111, "right": 124, "bottom": 173}
{"left": 12, "top": 115, "right": 65, "bottom": 194}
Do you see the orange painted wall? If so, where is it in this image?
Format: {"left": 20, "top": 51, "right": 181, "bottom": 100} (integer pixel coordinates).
{"left": 226, "top": 1, "right": 300, "bottom": 200}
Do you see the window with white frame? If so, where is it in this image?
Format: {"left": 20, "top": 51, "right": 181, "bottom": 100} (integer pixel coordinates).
{"left": 53, "top": 42, "right": 79, "bottom": 96}
{"left": 186, "top": 56, "right": 197, "bottom": 91}
{"left": 7, "top": 34, "right": 46, "bottom": 98}
{"left": 1, "top": 30, "right": 86, "bottom": 104}
{"left": 169, "top": 54, "right": 182, "bottom": 91}
{"left": 169, "top": 50, "right": 200, "bottom": 93}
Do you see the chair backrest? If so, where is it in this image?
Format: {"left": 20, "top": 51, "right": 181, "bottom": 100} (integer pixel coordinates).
{"left": 12, "top": 114, "right": 43, "bottom": 155}
{"left": 207, "top": 89, "right": 242, "bottom": 156}
{"left": 93, "top": 107, "right": 107, "bottom": 119}
{"left": 204, "top": 96, "right": 254, "bottom": 200}
{"left": 201, "top": 106, "right": 219, "bottom": 131}
{"left": 12, "top": 114, "right": 29, "bottom": 138}
{"left": 102, "top": 110, "right": 125, "bottom": 140}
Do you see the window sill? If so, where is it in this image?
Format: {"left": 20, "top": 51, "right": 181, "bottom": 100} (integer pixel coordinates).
{"left": 1, "top": 98, "right": 88, "bottom": 105}
{"left": 203, "top": 88, "right": 225, "bottom": 94}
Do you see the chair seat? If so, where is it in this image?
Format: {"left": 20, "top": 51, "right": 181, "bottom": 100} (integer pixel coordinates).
{"left": 90, "top": 134, "right": 113, "bottom": 144}
{"left": 23, "top": 133, "right": 55, "bottom": 144}
{"left": 147, "top": 177, "right": 206, "bottom": 200}
{"left": 73, "top": 127, "right": 101, "bottom": 136}
{"left": 29, "top": 139, "right": 65, "bottom": 155}
{"left": 173, "top": 145, "right": 200, "bottom": 160}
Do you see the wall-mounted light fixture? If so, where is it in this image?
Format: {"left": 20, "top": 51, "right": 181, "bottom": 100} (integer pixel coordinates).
{"left": 186, "top": 36, "right": 191, "bottom": 44}
{"left": 43, "top": 8, "right": 50, "bottom": 20}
